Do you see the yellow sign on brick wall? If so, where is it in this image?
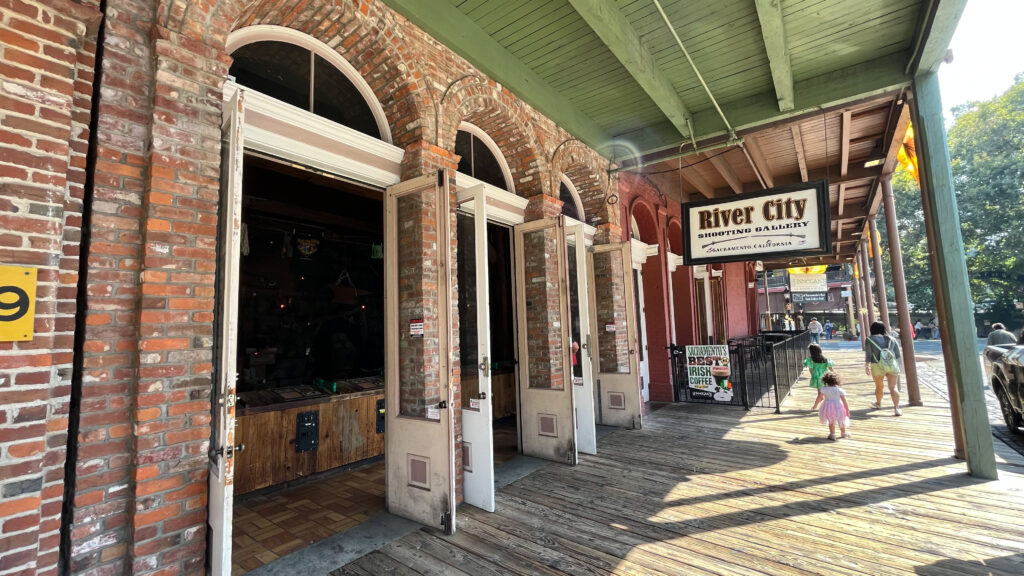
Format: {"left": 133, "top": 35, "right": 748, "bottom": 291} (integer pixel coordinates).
{"left": 0, "top": 265, "right": 37, "bottom": 342}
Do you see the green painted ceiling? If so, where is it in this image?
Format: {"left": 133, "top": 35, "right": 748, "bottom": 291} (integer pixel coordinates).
{"left": 383, "top": 0, "right": 964, "bottom": 158}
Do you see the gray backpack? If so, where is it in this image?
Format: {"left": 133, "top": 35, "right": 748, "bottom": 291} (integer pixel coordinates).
{"left": 869, "top": 336, "right": 900, "bottom": 373}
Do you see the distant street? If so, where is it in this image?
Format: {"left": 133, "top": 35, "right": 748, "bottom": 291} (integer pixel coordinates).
{"left": 818, "top": 336, "right": 1024, "bottom": 458}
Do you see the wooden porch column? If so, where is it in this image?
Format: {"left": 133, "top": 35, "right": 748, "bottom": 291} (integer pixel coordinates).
{"left": 859, "top": 240, "right": 876, "bottom": 328}
{"left": 845, "top": 273, "right": 857, "bottom": 340}
{"left": 911, "top": 72, "right": 996, "bottom": 479}
{"left": 881, "top": 176, "right": 921, "bottom": 405}
{"left": 851, "top": 257, "right": 866, "bottom": 347}
{"left": 868, "top": 218, "right": 891, "bottom": 331}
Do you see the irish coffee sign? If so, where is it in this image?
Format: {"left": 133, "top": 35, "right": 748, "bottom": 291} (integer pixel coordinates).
{"left": 682, "top": 180, "right": 831, "bottom": 265}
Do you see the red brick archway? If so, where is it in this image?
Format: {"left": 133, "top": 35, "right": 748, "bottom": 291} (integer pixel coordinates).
{"left": 438, "top": 75, "right": 549, "bottom": 199}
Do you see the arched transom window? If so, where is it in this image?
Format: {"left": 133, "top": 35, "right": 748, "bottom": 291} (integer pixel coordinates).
{"left": 228, "top": 30, "right": 386, "bottom": 141}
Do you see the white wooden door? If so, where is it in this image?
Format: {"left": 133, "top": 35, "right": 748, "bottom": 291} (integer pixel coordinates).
{"left": 633, "top": 268, "right": 651, "bottom": 402}
{"left": 456, "top": 185, "right": 495, "bottom": 511}
{"left": 208, "top": 88, "right": 244, "bottom": 576}
{"left": 565, "top": 221, "right": 597, "bottom": 455}
{"left": 514, "top": 217, "right": 577, "bottom": 464}
{"left": 384, "top": 171, "right": 457, "bottom": 533}
{"left": 588, "top": 243, "right": 643, "bottom": 429}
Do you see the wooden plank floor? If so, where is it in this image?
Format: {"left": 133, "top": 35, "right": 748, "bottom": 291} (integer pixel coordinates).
{"left": 334, "top": 349, "right": 1024, "bottom": 575}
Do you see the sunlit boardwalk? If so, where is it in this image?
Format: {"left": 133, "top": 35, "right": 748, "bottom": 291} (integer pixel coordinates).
{"left": 334, "top": 349, "right": 1024, "bottom": 575}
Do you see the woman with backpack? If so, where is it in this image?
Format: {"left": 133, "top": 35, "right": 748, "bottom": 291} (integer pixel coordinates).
{"left": 865, "top": 321, "right": 902, "bottom": 416}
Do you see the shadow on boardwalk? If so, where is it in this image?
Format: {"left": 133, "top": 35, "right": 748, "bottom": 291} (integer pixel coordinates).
{"left": 333, "top": 348, "right": 1024, "bottom": 576}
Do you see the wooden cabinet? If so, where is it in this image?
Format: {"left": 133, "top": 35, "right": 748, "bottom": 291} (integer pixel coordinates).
{"left": 233, "top": 390, "right": 384, "bottom": 495}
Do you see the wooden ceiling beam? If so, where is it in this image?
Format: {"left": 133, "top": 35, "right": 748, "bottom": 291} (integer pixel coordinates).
{"left": 837, "top": 182, "right": 847, "bottom": 215}
{"left": 791, "top": 124, "right": 808, "bottom": 182}
{"left": 678, "top": 166, "right": 715, "bottom": 199}
{"left": 753, "top": 0, "right": 794, "bottom": 112}
{"left": 742, "top": 135, "right": 774, "bottom": 188}
{"left": 840, "top": 110, "right": 852, "bottom": 177}
{"left": 909, "top": 0, "right": 968, "bottom": 76}
{"left": 708, "top": 152, "right": 744, "bottom": 194}
{"left": 568, "top": 0, "right": 693, "bottom": 139}
{"left": 704, "top": 160, "right": 882, "bottom": 197}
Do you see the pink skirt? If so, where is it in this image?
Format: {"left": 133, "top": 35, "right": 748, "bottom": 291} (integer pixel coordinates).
{"left": 819, "top": 401, "right": 849, "bottom": 427}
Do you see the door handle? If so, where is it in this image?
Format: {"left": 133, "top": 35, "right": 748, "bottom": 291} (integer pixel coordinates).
{"left": 478, "top": 392, "right": 487, "bottom": 400}
{"left": 438, "top": 401, "right": 448, "bottom": 409}
{"left": 211, "top": 443, "right": 246, "bottom": 460}
{"left": 478, "top": 355, "right": 489, "bottom": 377}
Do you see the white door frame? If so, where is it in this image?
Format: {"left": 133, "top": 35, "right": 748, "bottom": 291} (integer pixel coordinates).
{"left": 564, "top": 220, "right": 597, "bottom": 455}
{"left": 209, "top": 89, "right": 244, "bottom": 576}
{"left": 211, "top": 83, "right": 408, "bottom": 568}
{"left": 384, "top": 172, "right": 456, "bottom": 532}
{"left": 630, "top": 239, "right": 658, "bottom": 403}
{"left": 456, "top": 184, "right": 495, "bottom": 512}
{"left": 514, "top": 217, "right": 577, "bottom": 463}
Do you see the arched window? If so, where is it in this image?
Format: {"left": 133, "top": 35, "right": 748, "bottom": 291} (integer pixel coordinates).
{"left": 559, "top": 177, "right": 584, "bottom": 221}
{"left": 455, "top": 123, "right": 513, "bottom": 192}
{"left": 229, "top": 40, "right": 382, "bottom": 140}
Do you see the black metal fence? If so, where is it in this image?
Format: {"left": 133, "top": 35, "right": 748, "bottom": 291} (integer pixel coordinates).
{"left": 669, "top": 330, "right": 810, "bottom": 412}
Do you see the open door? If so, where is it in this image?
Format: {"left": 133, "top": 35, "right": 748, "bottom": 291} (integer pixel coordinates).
{"left": 385, "top": 171, "right": 457, "bottom": 533}
{"left": 565, "top": 221, "right": 596, "bottom": 455}
{"left": 514, "top": 217, "right": 577, "bottom": 464}
{"left": 589, "top": 243, "right": 643, "bottom": 429}
{"left": 456, "top": 185, "right": 495, "bottom": 511}
{"left": 209, "top": 88, "right": 244, "bottom": 575}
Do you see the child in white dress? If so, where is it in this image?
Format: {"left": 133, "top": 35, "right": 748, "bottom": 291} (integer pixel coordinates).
{"left": 814, "top": 371, "right": 850, "bottom": 440}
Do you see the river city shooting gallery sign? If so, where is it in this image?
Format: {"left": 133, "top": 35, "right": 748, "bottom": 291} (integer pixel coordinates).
{"left": 685, "top": 345, "right": 734, "bottom": 402}
{"left": 682, "top": 180, "right": 831, "bottom": 265}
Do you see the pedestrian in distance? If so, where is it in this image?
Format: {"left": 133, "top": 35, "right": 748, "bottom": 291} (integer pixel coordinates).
{"left": 865, "top": 321, "right": 902, "bottom": 416}
{"left": 823, "top": 320, "right": 834, "bottom": 340}
{"left": 814, "top": 371, "right": 850, "bottom": 440}
{"left": 805, "top": 343, "right": 834, "bottom": 410}
{"left": 807, "top": 317, "right": 823, "bottom": 344}
{"left": 986, "top": 323, "right": 1017, "bottom": 346}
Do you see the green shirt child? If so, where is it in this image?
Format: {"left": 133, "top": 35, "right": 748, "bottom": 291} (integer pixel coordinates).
{"left": 804, "top": 357, "right": 834, "bottom": 390}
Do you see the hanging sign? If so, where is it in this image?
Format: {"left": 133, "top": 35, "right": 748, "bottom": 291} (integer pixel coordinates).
{"left": 682, "top": 180, "right": 831, "bottom": 265}
{"left": 791, "top": 292, "right": 828, "bottom": 303}
{"left": 789, "top": 273, "right": 827, "bottom": 292}
{"left": 684, "top": 345, "right": 733, "bottom": 402}
{"left": 0, "top": 265, "right": 37, "bottom": 342}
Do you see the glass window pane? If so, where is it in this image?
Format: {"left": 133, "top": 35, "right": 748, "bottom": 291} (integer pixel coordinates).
{"left": 397, "top": 191, "right": 441, "bottom": 419}
{"left": 560, "top": 183, "right": 580, "bottom": 220}
{"left": 566, "top": 233, "right": 583, "bottom": 381}
{"left": 594, "top": 250, "right": 630, "bottom": 373}
{"left": 312, "top": 54, "right": 381, "bottom": 139}
{"left": 522, "top": 227, "right": 564, "bottom": 389}
{"left": 229, "top": 41, "right": 310, "bottom": 111}
{"left": 457, "top": 212, "right": 480, "bottom": 409}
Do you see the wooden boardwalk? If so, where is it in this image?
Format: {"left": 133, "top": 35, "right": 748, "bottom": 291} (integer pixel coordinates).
{"left": 334, "top": 350, "right": 1024, "bottom": 575}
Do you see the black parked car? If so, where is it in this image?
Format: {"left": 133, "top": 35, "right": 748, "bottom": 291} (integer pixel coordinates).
{"left": 984, "top": 344, "right": 1024, "bottom": 433}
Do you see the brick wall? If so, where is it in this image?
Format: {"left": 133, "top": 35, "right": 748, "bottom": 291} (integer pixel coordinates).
{"left": 3, "top": 0, "right": 627, "bottom": 573}
{"left": 0, "top": 1, "right": 101, "bottom": 575}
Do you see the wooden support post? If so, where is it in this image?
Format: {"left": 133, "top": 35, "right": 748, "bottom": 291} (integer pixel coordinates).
{"left": 859, "top": 241, "right": 876, "bottom": 328}
{"left": 881, "top": 176, "right": 922, "bottom": 406}
{"left": 763, "top": 274, "right": 772, "bottom": 331}
{"left": 868, "top": 218, "right": 891, "bottom": 331}
{"left": 851, "top": 258, "right": 866, "bottom": 347}
{"left": 845, "top": 277, "right": 857, "bottom": 341}
{"left": 911, "top": 72, "right": 996, "bottom": 479}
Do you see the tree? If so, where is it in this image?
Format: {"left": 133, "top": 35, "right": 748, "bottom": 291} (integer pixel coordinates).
{"left": 879, "top": 74, "right": 1024, "bottom": 322}
{"left": 947, "top": 74, "right": 1024, "bottom": 318}
{"left": 878, "top": 169, "right": 935, "bottom": 313}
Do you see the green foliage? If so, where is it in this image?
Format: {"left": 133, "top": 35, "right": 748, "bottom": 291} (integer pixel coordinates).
{"left": 947, "top": 74, "right": 1024, "bottom": 316}
{"left": 880, "top": 75, "right": 1024, "bottom": 318}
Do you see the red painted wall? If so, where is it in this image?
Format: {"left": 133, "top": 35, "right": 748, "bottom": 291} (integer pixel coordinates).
{"left": 724, "top": 262, "right": 754, "bottom": 339}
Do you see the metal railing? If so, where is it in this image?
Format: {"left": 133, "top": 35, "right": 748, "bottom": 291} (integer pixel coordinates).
{"left": 669, "top": 330, "right": 810, "bottom": 412}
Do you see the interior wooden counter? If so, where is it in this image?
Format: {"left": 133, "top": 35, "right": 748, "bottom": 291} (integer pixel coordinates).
{"left": 234, "top": 387, "right": 384, "bottom": 495}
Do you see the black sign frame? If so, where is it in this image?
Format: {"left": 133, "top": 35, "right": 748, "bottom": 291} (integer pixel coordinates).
{"left": 681, "top": 179, "right": 831, "bottom": 266}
